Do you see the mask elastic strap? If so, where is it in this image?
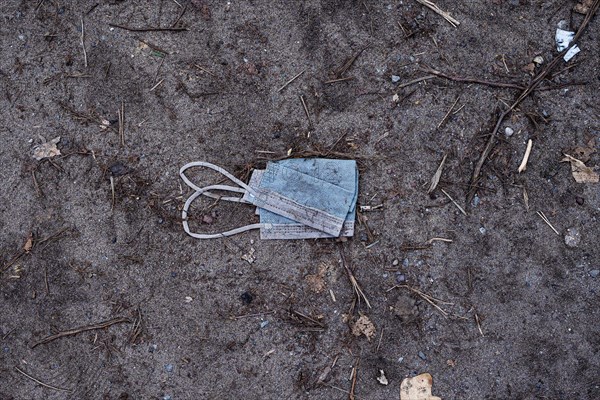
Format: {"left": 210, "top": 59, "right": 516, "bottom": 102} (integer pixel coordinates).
{"left": 182, "top": 185, "right": 267, "bottom": 239}
{"left": 180, "top": 161, "right": 256, "bottom": 203}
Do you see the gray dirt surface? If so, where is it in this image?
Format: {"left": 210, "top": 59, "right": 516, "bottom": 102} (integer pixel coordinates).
{"left": 1, "top": 1, "right": 599, "bottom": 399}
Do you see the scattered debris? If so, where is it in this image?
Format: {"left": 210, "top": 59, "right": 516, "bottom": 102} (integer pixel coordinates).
{"left": 400, "top": 373, "right": 441, "bottom": 400}
{"left": 351, "top": 314, "right": 376, "bottom": 341}
{"left": 377, "top": 369, "right": 389, "bottom": 385}
{"left": 517, "top": 139, "right": 533, "bottom": 173}
{"left": 32, "top": 136, "right": 61, "bottom": 160}
{"left": 564, "top": 227, "right": 581, "bottom": 248}
{"left": 561, "top": 154, "right": 599, "bottom": 183}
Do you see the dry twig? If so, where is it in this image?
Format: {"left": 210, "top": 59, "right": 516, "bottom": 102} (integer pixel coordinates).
{"left": 31, "top": 317, "right": 131, "bottom": 348}
{"left": 15, "top": 367, "right": 72, "bottom": 393}
{"left": 415, "top": 0, "right": 460, "bottom": 27}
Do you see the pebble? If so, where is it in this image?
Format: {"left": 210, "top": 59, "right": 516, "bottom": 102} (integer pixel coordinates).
{"left": 392, "top": 259, "right": 399, "bottom": 266}
{"left": 260, "top": 320, "right": 269, "bottom": 328}
{"left": 589, "top": 270, "right": 599, "bottom": 278}
{"left": 391, "top": 75, "right": 401, "bottom": 83}
{"left": 418, "top": 351, "right": 427, "bottom": 360}
{"left": 3, "top": 346, "right": 9, "bottom": 353}
{"left": 533, "top": 55, "right": 544, "bottom": 65}
{"left": 402, "top": 258, "right": 409, "bottom": 268}
{"left": 564, "top": 227, "right": 581, "bottom": 247}
{"left": 397, "top": 357, "right": 404, "bottom": 363}
{"left": 149, "top": 344, "right": 157, "bottom": 353}
{"left": 575, "top": 196, "right": 584, "bottom": 206}
{"left": 479, "top": 227, "right": 486, "bottom": 234}
{"left": 471, "top": 195, "right": 480, "bottom": 207}
{"left": 165, "top": 364, "right": 174, "bottom": 373}
{"left": 505, "top": 127, "right": 514, "bottom": 137}
{"left": 163, "top": 396, "right": 172, "bottom": 400}
{"left": 395, "top": 272, "right": 406, "bottom": 283}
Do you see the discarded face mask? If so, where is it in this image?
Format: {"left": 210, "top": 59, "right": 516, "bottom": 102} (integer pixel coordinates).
{"left": 179, "top": 159, "right": 358, "bottom": 239}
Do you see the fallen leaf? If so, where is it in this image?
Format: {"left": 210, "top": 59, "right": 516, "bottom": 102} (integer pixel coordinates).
{"left": 351, "top": 314, "right": 376, "bottom": 341}
{"left": 400, "top": 373, "right": 441, "bottom": 400}
{"left": 561, "top": 154, "right": 599, "bottom": 183}
{"left": 23, "top": 232, "right": 33, "bottom": 252}
{"left": 574, "top": 0, "right": 593, "bottom": 14}
{"left": 32, "top": 136, "right": 61, "bottom": 160}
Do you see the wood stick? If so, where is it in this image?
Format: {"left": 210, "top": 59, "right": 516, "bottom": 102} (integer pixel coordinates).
{"left": 441, "top": 188, "right": 467, "bottom": 216}
{"left": 278, "top": 70, "right": 305, "bottom": 92}
{"left": 415, "top": 0, "right": 460, "bottom": 27}
{"left": 517, "top": 139, "right": 533, "bottom": 173}
{"left": 80, "top": 17, "right": 88, "bottom": 68}
{"left": 31, "top": 317, "right": 131, "bottom": 348}
{"left": 108, "top": 23, "right": 188, "bottom": 32}
{"left": 15, "top": 367, "right": 72, "bottom": 393}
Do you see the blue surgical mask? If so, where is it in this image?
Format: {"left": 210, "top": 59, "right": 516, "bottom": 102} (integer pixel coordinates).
{"left": 179, "top": 159, "right": 358, "bottom": 240}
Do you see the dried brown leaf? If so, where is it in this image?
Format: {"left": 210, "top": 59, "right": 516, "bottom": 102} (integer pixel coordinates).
{"left": 400, "top": 373, "right": 441, "bottom": 400}
{"left": 32, "top": 136, "right": 61, "bottom": 160}
{"left": 351, "top": 314, "right": 376, "bottom": 341}
{"left": 561, "top": 154, "right": 599, "bottom": 183}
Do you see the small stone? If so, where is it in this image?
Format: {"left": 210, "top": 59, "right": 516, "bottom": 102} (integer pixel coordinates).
{"left": 163, "top": 396, "right": 172, "bottom": 400}
{"left": 589, "top": 269, "right": 599, "bottom": 278}
{"left": 359, "top": 232, "right": 368, "bottom": 242}
{"left": 471, "top": 195, "right": 480, "bottom": 207}
{"left": 148, "top": 344, "right": 157, "bottom": 353}
{"left": 533, "top": 55, "right": 544, "bottom": 65}
{"left": 402, "top": 258, "right": 409, "bottom": 268}
{"left": 564, "top": 227, "right": 581, "bottom": 248}
{"left": 392, "top": 259, "right": 399, "bottom": 266}
{"left": 505, "top": 127, "right": 514, "bottom": 137}
{"left": 418, "top": 351, "right": 427, "bottom": 360}
{"left": 170, "top": 271, "right": 177, "bottom": 278}
{"left": 164, "top": 364, "right": 174, "bottom": 373}
{"left": 3, "top": 346, "right": 9, "bottom": 353}
{"left": 575, "top": 196, "right": 584, "bottom": 206}
{"left": 391, "top": 75, "right": 401, "bottom": 83}
{"left": 395, "top": 272, "right": 406, "bottom": 284}
{"left": 479, "top": 227, "right": 486, "bottom": 234}
{"left": 260, "top": 320, "right": 269, "bottom": 328}
{"left": 397, "top": 357, "right": 404, "bottom": 363}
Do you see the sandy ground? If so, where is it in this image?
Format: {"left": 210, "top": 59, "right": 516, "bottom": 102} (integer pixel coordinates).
{"left": 1, "top": 1, "right": 599, "bottom": 399}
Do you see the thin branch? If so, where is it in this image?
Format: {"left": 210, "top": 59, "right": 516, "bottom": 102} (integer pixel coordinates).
{"left": 31, "top": 317, "right": 131, "bottom": 348}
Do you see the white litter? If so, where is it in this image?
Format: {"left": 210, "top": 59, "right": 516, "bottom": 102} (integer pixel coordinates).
{"left": 555, "top": 27, "right": 580, "bottom": 62}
